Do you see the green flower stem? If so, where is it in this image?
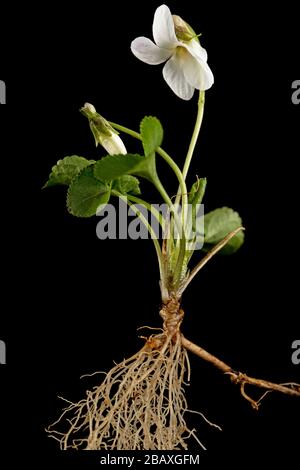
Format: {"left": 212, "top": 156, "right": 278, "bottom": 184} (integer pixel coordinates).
{"left": 155, "top": 147, "right": 187, "bottom": 203}
{"left": 109, "top": 121, "right": 187, "bottom": 202}
{"left": 109, "top": 122, "right": 141, "bottom": 140}
{"left": 175, "top": 90, "right": 205, "bottom": 216}
{"left": 152, "top": 177, "right": 183, "bottom": 236}
{"left": 113, "top": 191, "right": 167, "bottom": 297}
{"left": 152, "top": 178, "right": 186, "bottom": 290}
{"left": 126, "top": 194, "right": 165, "bottom": 231}
{"left": 110, "top": 120, "right": 188, "bottom": 290}
{"left": 182, "top": 91, "right": 205, "bottom": 181}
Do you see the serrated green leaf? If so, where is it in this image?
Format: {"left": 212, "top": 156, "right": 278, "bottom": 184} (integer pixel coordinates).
{"left": 112, "top": 175, "right": 141, "bottom": 195}
{"left": 203, "top": 207, "right": 244, "bottom": 254}
{"left": 67, "top": 166, "right": 110, "bottom": 217}
{"left": 140, "top": 116, "right": 163, "bottom": 156}
{"left": 43, "top": 156, "right": 94, "bottom": 188}
{"left": 94, "top": 153, "right": 157, "bottom": 183}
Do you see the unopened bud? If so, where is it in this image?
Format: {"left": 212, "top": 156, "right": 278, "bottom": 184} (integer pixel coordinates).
{"left": 80, "top": 103, "right": 127, "bottom": 155}
{"left": 100, "top": 132, "right": 127, "bottom": 156}
{"left": 83, "top": 102, "right": 96, "bottom": 115}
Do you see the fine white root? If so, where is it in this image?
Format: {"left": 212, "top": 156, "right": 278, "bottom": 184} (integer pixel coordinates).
{"left": 47, "top": 334, "right": 219, "bottom": 450}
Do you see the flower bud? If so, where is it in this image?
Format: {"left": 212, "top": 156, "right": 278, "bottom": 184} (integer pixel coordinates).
{"left": 172, "top": 15, "right": 197, "bottom": 42}
{"left": 80, "top": 103, "right": 127, "bottom": 155}
{"left": 82, "top": 102, "right": 97, "bottom": 116}
{"left": 100, "top": 132, "right": 127, "bottom": 156}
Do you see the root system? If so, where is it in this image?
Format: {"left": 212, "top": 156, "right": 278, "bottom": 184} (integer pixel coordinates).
{"left": 48, "top": 330, "right": 219, "bottom": 450}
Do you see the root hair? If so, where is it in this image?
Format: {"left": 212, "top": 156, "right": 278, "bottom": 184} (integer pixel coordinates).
{"left": 47, "top": 333, "right": 218, "bottom": 450}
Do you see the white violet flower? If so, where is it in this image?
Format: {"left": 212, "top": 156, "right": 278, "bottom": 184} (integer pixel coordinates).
{"left": 131, "top": 4, "right": 214, "bottom": 100}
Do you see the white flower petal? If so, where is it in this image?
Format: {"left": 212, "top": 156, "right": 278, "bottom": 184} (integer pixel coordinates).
{"left": 102, "top": 133, "right": 127, "bottom": 155}
{"left": 183, "top": 52, "right": 214, "bottom": 91}
{"left": 131, "top": 37, "right": 172, "bottom": 65}
{"left": 153, "top": 4, "right": 178, "bottom": 49}
{"left": 184, "top": 39, "right": 208, "bottom": 63}
{"left": 163, "top": 54, "right": 194, "bottom": 100}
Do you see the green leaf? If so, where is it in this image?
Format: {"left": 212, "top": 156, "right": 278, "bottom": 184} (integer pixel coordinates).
{"left": 112, "top": 175, "right": 141, "bottom": 195}
{"left": 94, "top": 154, "right": 143, "bottom": 181}
{"left": 140, "top": 116, "right": 163, "bottom": 156}
{"left": 203, "top": 207, "right": 244, "bottom": 254}
{"left": 94, "top": 153, "right": 157, "bottom": 183}
{"left": 43, "top": 156, "right": 94, "bottom": 188}
{"left": 67, "top": 166, "right": 111, "bottom": 217}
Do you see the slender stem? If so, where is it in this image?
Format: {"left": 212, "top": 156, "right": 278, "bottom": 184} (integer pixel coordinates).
{"left": 152, "top": 177, "right": 183, "bottom": 240}
{"left": 155, "top": 147, "right": 187, "bottom": 203}
{"left": 153, "top": 178, "right": 186, "bottom": 289}
{"left": 113, "top": 191, "right": 165, "bottom": 292}
{"left": 109, "top": 121, "right": 187, "bottom": 201}
{"left": 174, "top": 90, "right": 205, "bottom": 221}
{"left": 182, "top": 90, "right": 205, "bottom": 181}
{"left": 126, "top": 194, "right": 165, "bottom": 231}
{"left": 109, "top": 122, "right": 141, "bottom": 141}
{"left": 110, "top": 120, "right": 190, "bottom": 286}
{"left": 109, "top": 121, "right": 189, "bottom": 288}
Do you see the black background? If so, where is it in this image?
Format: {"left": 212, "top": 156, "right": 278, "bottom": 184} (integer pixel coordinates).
{"left": 0, "top": 0, "right": 299, "bottom": 465}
